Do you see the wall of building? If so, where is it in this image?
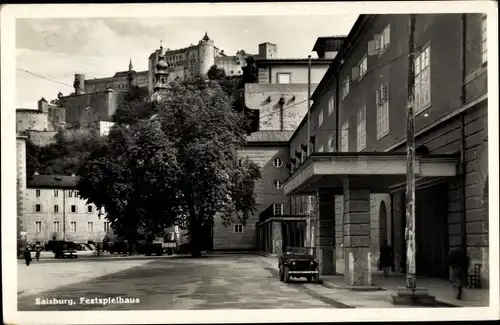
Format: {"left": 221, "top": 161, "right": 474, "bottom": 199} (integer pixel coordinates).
{"left": 245, "top": 83, "right": 319, "bottom": 131}
{"left": 17, "top": 136, "right": 28, "bottom": 239}
{"left": 16, "top": 110, "right": 48, "bottom": 132}
{"left": 60, "top": 90, "right": 117, "bottom": 126}
{"left": 213, "top": 145, "right": 290, "bottom": 250}
{"left": 215, "top": 56, "right": 244, "bottom": 76}
{"left": 23, "top": 188, "right": 110, "bottom": 244}
{"left": 257, "top": 64, "right": 329, "bottom": 84}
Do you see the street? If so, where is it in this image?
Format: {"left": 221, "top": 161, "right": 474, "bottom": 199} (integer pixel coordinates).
{"left": 18, "top": 253, "right": 349, "bottom": 310}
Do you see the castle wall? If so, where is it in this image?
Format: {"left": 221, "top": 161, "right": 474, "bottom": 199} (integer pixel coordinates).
{"left": 59, "top": 90, "right": 117, "bottom": 126}
{"left": 16, "top": 110, "right": 48, "bottom": 132}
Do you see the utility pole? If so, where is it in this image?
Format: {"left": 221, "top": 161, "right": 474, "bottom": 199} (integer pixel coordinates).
{"left": 307, "top": 55, "right": 314, "bottom": 254}
{"left": 405, "top": 13, "right": 417, "bottom": 291}
{"left": 393, "top": 14, "right": 436, "bottom": 305}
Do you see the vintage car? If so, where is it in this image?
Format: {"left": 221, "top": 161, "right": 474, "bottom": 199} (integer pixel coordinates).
{"left": 278, "top": 247, "right": 319, "bottom": 283}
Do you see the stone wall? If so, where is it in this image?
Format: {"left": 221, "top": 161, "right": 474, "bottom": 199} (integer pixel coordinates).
{"left": 16, "top": 110, "right": 48, "bottom": 132}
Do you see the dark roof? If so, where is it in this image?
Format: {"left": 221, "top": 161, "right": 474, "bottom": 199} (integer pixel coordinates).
{"left": 27, "top": 174, "right": 80, "bottom": 189}
{"left": 113, "top": 71, "right": 132, "bottom": 78}
{"left": 246, "top": 130, "right": 295, "bottom": 143}
{"left": 312, "top": 36, "right": 347, "bottom": 52}
{"left": 255, "top": 58, "right": 333, "bottom": 66}
{"left": 16, "top": 108, "right": 44, "bottom": 114}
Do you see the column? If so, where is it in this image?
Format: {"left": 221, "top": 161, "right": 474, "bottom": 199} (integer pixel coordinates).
{"left": 343, "top": 177, "right": 372, "bottom": 286}
{"left": 315, "top": 188, "right": 336, "bottom": 275}
{"left": 272, "top": 221, "right": 282, "bottom": 255}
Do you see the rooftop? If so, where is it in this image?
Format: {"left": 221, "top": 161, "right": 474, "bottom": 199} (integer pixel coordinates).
{"left": 27, "top": 174, "right": 80, "bottom": 189}
{"left": 246, "top": 130, "right": 295, "bottom": 143}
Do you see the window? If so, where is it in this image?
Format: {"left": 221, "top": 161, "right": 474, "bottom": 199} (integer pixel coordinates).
{"left": 35, "top": 221, "right": 42, "bottom": 233}
{"left": 414, "top": 46, "right": 431, "bottom": 114}
{"left": 234, "top": 224, "right": 243, "bottom": 233}
{"left": 54, "top": 205, "right": 59, "bottom": 213}
{"left": 35, "top": 204, "right": 41, "bottom": 212}
{"left": 70, "top": 221, "right": 76, "bottom": 232}
{"left": 36, "top": 190, "right": 40, "bottom": 198}
{"left": 68, "top": 191, "right": 73, "bottom": 198}
{"left": 341, "top": 122, "right": 349, "bottom": 152}
{"left": 273, "top": 203, "right": 284, "bottom": 215}
{"left": 277, "top": 73, "right": 291, "bottom": 84}
{"left": 370, "top": 25, "right": 391, "bottom": 56}
{"left": 318, "top": 110, "right": 324, "bottom": 127}
{"left": 376, "top": 83, "right": 390, "bottom": 139}
{"left": 88, "top": 222, "right": 93, "bottom": 233}
{"left": 87, "top": 205, "right": 93, "bottom": 213}
{"left": 328, "top": 96, "right": 335, "bottom": 115}
{"left": 356, "top": 56, "right": 368, "bottom": 80}
{"left": 482, "top": 16, "right": 487, "bottom": 64}
{"left": 341, "top": 77, "right": 350, "bottom": 100}
{"left": 71, "top": 205, "right": 77, "bottom": 213}
{"left": 74, "top": 191, "right": 79, "bottom": 198}
{"left": 318, "top": 145, "right": 324, "bottom": 152}
{"left": 328, "top": 135, "right": 335, "bottom": 152}
{"left": 104, "top": 222, "right": 110, "bottom": 232}
{"left": 356, "top": 106, "right": 367, "bottom": 151}
{"left": 53, "top": 221, "right": 60, "bottom": 233}
{"left": 273, "top": 158, "right": 283, "bottom": 168}
{"left": 273, "top": 179, "right": 283, "bottom": 189}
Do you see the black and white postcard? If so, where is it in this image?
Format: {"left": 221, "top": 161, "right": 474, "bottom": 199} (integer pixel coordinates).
{"left": 1, "top": 1, "right": 498, "bottom": 324}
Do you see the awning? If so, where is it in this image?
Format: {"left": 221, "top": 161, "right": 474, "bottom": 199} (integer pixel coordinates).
{"left": 283, "top": 152, "right": 460, "bottom": 196}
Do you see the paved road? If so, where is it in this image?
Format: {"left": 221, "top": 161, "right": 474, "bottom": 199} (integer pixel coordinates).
{"left": 18, "top": 254, "right": 348, "bottom": 311}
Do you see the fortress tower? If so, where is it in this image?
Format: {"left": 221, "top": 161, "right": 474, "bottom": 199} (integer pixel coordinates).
{"left": 73, "top": 74, "right": 85, "bottom": 95}
{"left": 198, "top": 32, "right": 215, "bottom": 79}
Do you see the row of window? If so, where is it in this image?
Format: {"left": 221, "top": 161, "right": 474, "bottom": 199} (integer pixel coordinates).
{"left": 35, "top": 190, "right": 80, "bottom": 198}
{"left": 34, "top": 221, "right": 110, "bottom": 233}
{"left": 34, "top": 204, "right": 94, "bottom": 213}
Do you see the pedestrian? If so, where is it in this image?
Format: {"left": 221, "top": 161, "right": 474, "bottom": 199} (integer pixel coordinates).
{"left": 378, "top": 240, "right": 393, "bottom": 277}
{"left": 23, "top": 247, "right": 32, "bottom": 266}
{"left": 448, "top": 247, "right": 469, "bottom": 300}
{"left": 35, "top": 248, "right": 41, "bottom": 262}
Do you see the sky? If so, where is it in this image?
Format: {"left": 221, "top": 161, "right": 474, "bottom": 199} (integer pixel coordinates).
{"left": 16, "top": 15, "right": 357, "bottom": 108}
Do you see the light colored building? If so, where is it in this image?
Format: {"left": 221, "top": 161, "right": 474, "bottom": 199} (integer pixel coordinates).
{"left": 23, "top": 174, "right": 113, "bottom": 244}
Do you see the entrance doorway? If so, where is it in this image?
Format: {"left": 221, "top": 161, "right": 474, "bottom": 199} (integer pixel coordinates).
{"left": 397, "top": 183, "right": 449, "bottom": 278}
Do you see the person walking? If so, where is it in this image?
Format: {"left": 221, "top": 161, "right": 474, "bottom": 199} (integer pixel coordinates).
{"left": 23, "top": 247, "right": 32, "bottom": 266}
{"left": 378, "top": 240, "right": 393, "bottom": 277}
{"left": 35, "top": 247, "right": 41, "bottom": 262}
{"left": 448, "top": 246, "right": 470, "bottom": 300}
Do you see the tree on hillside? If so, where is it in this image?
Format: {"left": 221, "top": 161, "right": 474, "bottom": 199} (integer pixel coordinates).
{"left": 26, "top": 128, "right": 102, "bottom": 176}
{"left": 207, "top": 64, "right": 227, "bottom": 81}
{"left": 78, "top": 79, "right": 261, "bottom": 257}
{"left": 112, "top": 86, "right": 153, "bottom": 125}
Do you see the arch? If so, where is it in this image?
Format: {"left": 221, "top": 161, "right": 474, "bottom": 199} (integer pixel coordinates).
{"left": 379, "top": 200, "right": 388, "bottom": 247}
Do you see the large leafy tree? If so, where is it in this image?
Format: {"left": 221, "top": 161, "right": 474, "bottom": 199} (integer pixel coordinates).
{"left": 78, "top": 79, "right": 261, "bottom": 256}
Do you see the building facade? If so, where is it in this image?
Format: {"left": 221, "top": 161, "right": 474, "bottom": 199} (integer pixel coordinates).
{"left": 23, "top": 174, "right": 112, "bottom": 244}
{"left": 281, "top": 13, "right": 489, "bottom": 288}
{"left": 213, "top": 130, "right": 294, "bottom": 250}
{"left": 244, "top": 57, "right": 334, "bottom": 132}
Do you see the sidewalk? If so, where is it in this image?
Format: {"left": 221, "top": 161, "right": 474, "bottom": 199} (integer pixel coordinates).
{"left": 258, "top": 253, "right": 489, "bottom": 308}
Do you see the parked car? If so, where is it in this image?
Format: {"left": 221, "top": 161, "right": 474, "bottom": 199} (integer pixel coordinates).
{"left": 278, "top": 247, "right": 319, "bottom": 283}
{"left": 51, "top": 241, "right": 78, "bottom": 259}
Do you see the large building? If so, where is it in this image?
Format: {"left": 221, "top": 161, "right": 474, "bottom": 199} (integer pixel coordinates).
{"left": 147, "top": 33, "right": 278, "bottom": 93}
{"left": 255, "top": 13, "right": 489, "bottom": 289}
